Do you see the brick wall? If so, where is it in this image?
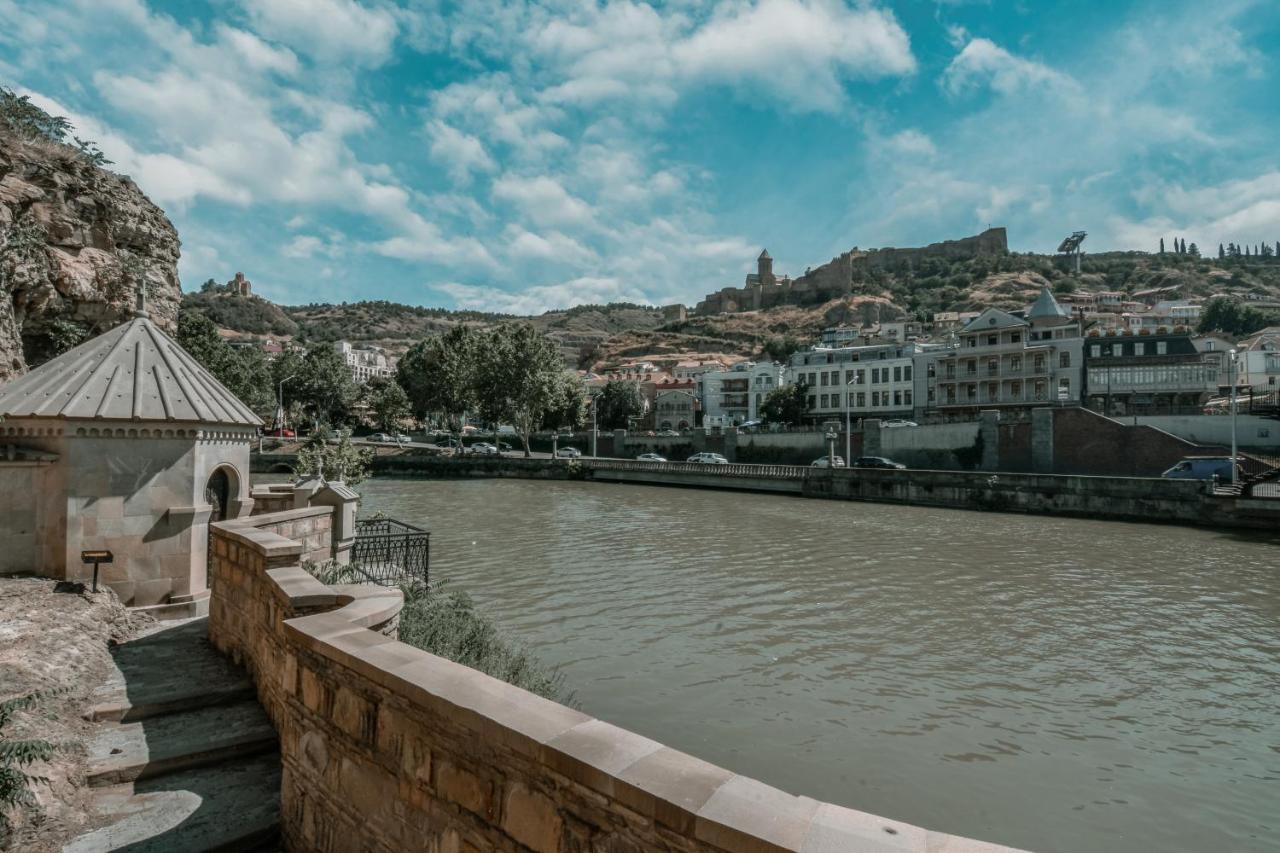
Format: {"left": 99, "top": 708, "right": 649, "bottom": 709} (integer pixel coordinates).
{"left": 208, "top": 507, "right": 1019, "bottom": 853}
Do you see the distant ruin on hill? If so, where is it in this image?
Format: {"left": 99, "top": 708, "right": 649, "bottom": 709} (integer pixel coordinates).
{"left": 693, "top": 227, "right": 1008, "bottom": 316}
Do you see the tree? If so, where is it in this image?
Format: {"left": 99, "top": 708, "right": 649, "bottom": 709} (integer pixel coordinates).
{"left": 759, "top": 382, "right": 809, "bottom": 427}
{"left": 1188, "top": 242, "right": 1200, "bottom": 258}
{"left": 472, "top": 323, "right": 565, "bottom": 456}
{"left": 1197, "top": 297, "right": 1277, "bottom": 337}
{"left": 396, "top": 326, "right": 480, "bottom": 429}
{"left": 593, "top": 380, "right": 644, "bottom": 431}
{"left": 294, "top": 427, "right": 373, "bottom": 485}
{"left": 1219, "top": 243, "right": 1225, "bottom": 259}
{"left": 1159, "top": 237, "right": 1165, "bottom": 254}
{"left": 761, "top": 334, "right": 803, "bottom": 364}
{"left": 362, "top": 376, "right": 410, "bottom": 432}
{"left": 296, "top": 344, "right": 358, "bottom": 428}
{"left": 541, "top": 372, "right": 588, "bottom": 431}
{"left": 175, "top": 311, "right": 276, "bottom": 417}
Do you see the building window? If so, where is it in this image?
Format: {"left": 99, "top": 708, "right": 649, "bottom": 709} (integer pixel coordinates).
{"left": 1134, "top": 342, "right": 1145, "bottom": 356}
{"left": 1059, "top": 352, "right": 1070, "bottom": 368}
{"left": 844, "top": 370, "right": 854, "bottom": 385}
{"left": 872, "top": 391, "right": 880, "bottom": 406}
{"left": 1011, "top": 333, "right": 1021, "bottom": 343}
{"left": 904, "top": 365, "right": 912, "bottom": 381}
{"left": 965, "top": 338, "right": 977, "bottom": 348}
{"left": 894, "top": 390, "right": 903, "bottom": 406}
{"left": 927, "top": 362, "right": 936, "bottom": 378}
{"left": 820, "top": 394, "right": 829, "bottom": 408}
{"left": 1112, "top": 344, "right": 1123, "bottom": 356}
{"left": 820, "top": 372, "right": 829, "bottom": 386}
{"left": 893, "top": 366, "right": 902, "bottom": 382}
{"left": 856, "top": 392, "right": 866, "bottom": 407}
{"left": 1205, "top": 340, "right": 1215, "bottom": 351}
{"left": 1157, "top": 342, "right": 1167, "bottom": 355}
{"left": 1034, "top": 355, "right": 1045, "bottom": 372}
{"left": 808, "top": 395, "right": 816, "bottom": 408}
{"left": 904, "top": 390, "right": 913, "bottom": 406}
{"left": 855, "top": 369, "right": 866, "bottom": 385}
{"left": 1091, "top": 345, "right": 1101, "bottom": 358}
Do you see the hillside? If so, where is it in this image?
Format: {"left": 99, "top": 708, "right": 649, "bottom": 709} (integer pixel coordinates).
{"left": 183, "top": 250, "right": 1280, "bottom": 373}
{"left": 1, "top": 92, "right": 182, "bottom": 380}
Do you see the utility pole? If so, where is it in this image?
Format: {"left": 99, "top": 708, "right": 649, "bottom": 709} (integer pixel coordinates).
{"left": 845, "top": 375, "right": 854, "bottom": 464}
{"left": 1229, "top": 349, "right": 1239, "bottom": 486}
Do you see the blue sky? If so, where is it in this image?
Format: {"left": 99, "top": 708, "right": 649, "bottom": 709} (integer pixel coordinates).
{"left": 3, "top": 0, "right": 1278, "bottom": 313}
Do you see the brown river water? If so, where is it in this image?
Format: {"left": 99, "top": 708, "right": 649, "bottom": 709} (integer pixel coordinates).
{"left": 349, "top": 477, "right": 1280, "bottom": 853}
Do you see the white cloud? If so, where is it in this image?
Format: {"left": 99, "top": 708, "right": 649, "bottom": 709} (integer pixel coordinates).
{"left": 942, "top": 37, "right": 1080, "bottom": 98}
{"left": 214, "top": 24, "right": 299, "bottom": 75}
{"left": 491, "top": 175, "right": 595, "bottom": 227}
{"left": 435, "top": 275, "right": 653, "bottom": 315}
{"left": 427, "top": 120, "right": 497, "bottom": 184}
{"left": 504, "top": 227, "right": 598, "bottom": 265}
{"left": 239, "top": 0, "right": 398, "bottom": 65}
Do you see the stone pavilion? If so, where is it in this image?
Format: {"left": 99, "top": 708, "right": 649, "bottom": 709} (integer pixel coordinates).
{"left": 0, "top": 295, "right": 261, "bottom": 607}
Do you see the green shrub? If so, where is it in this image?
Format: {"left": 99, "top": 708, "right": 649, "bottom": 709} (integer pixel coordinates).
{"left": 0, "top": 691, "right": 58, "bottom": 813}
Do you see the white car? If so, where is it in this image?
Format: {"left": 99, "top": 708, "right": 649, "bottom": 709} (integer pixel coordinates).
{"left": 367, "top": 432, "right": 394, "bottom": 443}
{"left": 555, "top": 446, "right": 582, "bottom": 458}
{"left": 881, "top": 419, "right": 918, "bottom": 428}
{"left": 469, "top": 442, "right": 500, "bottom": 456}
{"left": 686, "top": 452, "right": 729, "bottom": 464}
{"left": 811, "top": 455, "right": 845, "bottom": 468}
{"left": 636, "top": 452, "right": 667, "bottom": 462}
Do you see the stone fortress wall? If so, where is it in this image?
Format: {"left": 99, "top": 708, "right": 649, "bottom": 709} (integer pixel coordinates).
{"left": 694, "top": 227, "right": 1008, "bottom": 316}
{"left": 208, "top": 501, "right": 1019, "bottom": 853}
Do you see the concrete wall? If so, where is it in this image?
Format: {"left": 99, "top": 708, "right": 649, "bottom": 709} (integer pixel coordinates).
{"left": 1050, "top": 408, "right": 1230, "bottom": 477}
{"left": 879, "top": 422, "right": 981, "bottom": 469}
{"left": 1131, "top": 414, "right": 1278, "bottom": 450}
{"left": 209, "top": 507, "right": 1018, "bottom": 853}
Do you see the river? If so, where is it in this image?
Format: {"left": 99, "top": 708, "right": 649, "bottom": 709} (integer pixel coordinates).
{"left": 351, "top": 476, "right": 1280, "bottom": 853}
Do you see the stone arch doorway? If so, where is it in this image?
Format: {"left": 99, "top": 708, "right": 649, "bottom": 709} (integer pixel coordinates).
{"left": 205, "top": 467, "right": 231, "bottom": 523}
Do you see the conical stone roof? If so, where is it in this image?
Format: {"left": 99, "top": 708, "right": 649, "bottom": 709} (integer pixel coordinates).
{"left": 1027, "top": 286, "right": 1071, "bottom": 320}
{"left": 0, "top": 298, "right": 261, "bottom": 427}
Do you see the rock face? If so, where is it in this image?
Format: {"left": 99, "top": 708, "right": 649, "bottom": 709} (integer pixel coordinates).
{"left": 0, "top": 131, "right": 181, "bottom": 380}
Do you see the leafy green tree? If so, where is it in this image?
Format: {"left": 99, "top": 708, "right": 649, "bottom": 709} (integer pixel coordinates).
{"left": 1188, "top": 242, "right": 1200, "bottom": 258}
{"left": 176, "top": 311, "right": 274, "bottom": 417}
{"left": 472, "top": 323, "right": 565, "bottom": 456}
{"left": 296, "top": 344, "right": 358, "bottom": 428}
{"left": 363, "top": 376, "right": 411, "bottom": 432}
{"left": 1197, "top": 297, "right": 1277, "bottom": 337}
{"left": 593, "top": 380, "right": 644, "bottom": 430}
{"left": 294, "top": 427, "right": 373, "bottom": 485}
{"left": 760, "top": 381, "right": 809, "bottom": 426}
{"left": 1219, "top": 243, "right": 1225, "bottom": 259}
{"left": 1159, "top": 237, "right": 1165, "bottom": 254}
{"left": 397, "top": 326, "right": 480, "bottom": 429}
{"left": 761, "top": 334, "right": 803, "bottom": 363}
{"left": 542, "top": 372, "right": 588, "bottom": 431}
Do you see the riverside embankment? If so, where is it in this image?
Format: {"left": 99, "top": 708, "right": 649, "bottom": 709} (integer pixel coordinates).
{"left": 251, "top": 452, "right": 1280, "bottom": 531}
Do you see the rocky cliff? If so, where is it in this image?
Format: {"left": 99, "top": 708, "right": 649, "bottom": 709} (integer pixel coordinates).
{"left": 0, "top": 130, "right": 181, "bottom": 380}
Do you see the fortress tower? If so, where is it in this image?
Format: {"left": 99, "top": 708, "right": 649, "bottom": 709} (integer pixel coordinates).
{"left": 757, "top": 249, "right": 775, "bottom": 286}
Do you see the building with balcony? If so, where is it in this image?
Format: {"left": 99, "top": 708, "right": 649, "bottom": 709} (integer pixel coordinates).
{"left": 334, "top": 341, "right": 394, "bottom": 384}
{"left": 927, "top": 288, "right": 1083, "bottom": 415}
{"left": 787, "top": 344, "right": 918, "bottom": 422}
{"left": 1084, "top": 333, "right": 1218, "bottom": 415}
{"left": 654, "top": 384, "right": 699, "bottom": 430}
{"left": 1238, "top": 326, "right": 1280, "bottom": 392}
{"left": 701, "top": 361, "right": 784, "bottom": 425}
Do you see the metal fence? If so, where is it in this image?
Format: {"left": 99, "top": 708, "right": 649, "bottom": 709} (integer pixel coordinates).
{"left": 350, "top": 517, "right": 430, "bottom": 587}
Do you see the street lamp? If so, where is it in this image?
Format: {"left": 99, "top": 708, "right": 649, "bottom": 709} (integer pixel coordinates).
{"left": 845, "top": 373, "right": 856, "bottom": 464}
{"left": 277, "top": 374, "right": 298, "bottom": 432}
{"left": 1229, "top": 349, "right": 1239, "bottom": 486}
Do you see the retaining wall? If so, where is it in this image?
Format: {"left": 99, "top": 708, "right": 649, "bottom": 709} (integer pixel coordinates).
{"left": 208, "top": 507, "right": 1019, "bottom": 853}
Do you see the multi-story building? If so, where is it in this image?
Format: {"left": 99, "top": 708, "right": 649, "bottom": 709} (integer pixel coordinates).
{"left": 1237, "top": 326, "right": 1280, "bottom": 393}
{"left": 334, "top": 341, "right": 394, "bottom": 384}
{"left": 1084, "top": 333, "right": 1219, "bottom": 415}
{"left": 787, "top": 344, "right": 918, "bottom": 423}
{"left": 701, "top": 361, "right": 784, "bottom": 425}
{"left": 653, "top": 380, "right": 700, "bottom": 430}
{"left": 927, "top": 288, "right": 1083, "bottom": 415}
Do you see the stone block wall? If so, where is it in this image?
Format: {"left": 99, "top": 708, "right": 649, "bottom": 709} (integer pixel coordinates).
{"left": 208, "top": 507, "right": 1019, "bottom": 853}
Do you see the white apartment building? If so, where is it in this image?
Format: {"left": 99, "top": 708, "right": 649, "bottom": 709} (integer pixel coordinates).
{"left": 334, "top": 340, "right": 394, "bottom": 384}
{"left": 701, "top": 361, "right": 784, "bottom": 425}
{"left": 787, "top": 344, "right": 918, "bottom": 423}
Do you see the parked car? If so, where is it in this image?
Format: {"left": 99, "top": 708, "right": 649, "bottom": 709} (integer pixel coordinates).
{"left": 657, "top": 429, "right": 681, "bottom": 437}
{"left": 811, "top": 455, "right": 845, "bottom": 468}
{"left": 555, "top": 446, "right": 582, "bottom": 458}
{"left": 1161, "top": 456, "right": 1242, "bottom": 480}
{"left": 852, "top": 456, "right": 906, "bottom": 470}
{"left": 395, "top": 433, "right": 412, "bottom": 443}
{"left": 435, "top": 436, "right": 463, "bottom": 448}
{"left": 497, "top": 441, "right": 513, "bottom": 451}
{"left": 636, "top": 452, "right": 667, "bottom": 462}
{"left": 469, "top": 442, "right": 500, "bottom": 456}
{"left": 263, "top": 427, "right": 296, "bottom": 438}
{"left": 881, "top": 419, "right": 918, "bottom": 428}
{"left": 367, "top": 432, "right": 394, "bottom": 443}
{"left": 687, "top": 452, "right": 729, "bottom": 464}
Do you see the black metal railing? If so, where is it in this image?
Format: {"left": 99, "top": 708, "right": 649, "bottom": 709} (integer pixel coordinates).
{"left": 351, "top": 517, "right": 429, "bottom": 587}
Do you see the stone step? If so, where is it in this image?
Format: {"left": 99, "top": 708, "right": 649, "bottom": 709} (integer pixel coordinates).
{"left": 85, "top": 700, "right": 277, "bottom": 787}
{"left": 88, "top": 619, "right": 256, "bottom": 723}
{"left": 64, "top": 752, "right": 281, "bottom": 853}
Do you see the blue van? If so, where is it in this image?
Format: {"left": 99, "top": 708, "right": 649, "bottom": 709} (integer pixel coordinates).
{"left": 1161, "top": 456, "right": 1242, "bottom": 480}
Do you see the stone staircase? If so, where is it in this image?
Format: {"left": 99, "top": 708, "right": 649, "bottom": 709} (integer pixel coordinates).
{"left": 65, "top": 618, "right": 280, "bottom": 852}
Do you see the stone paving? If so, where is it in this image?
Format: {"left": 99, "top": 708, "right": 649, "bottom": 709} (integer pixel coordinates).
{"left": 63, "top": 617, "right": 280, "bottom": 852}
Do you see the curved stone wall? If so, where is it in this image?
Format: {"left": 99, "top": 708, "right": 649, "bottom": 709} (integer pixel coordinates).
{"left": 209, "top": 507, "right": 1019, "bottom": 853}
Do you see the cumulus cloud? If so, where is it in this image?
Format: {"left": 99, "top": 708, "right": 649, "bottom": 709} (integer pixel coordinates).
{"left": 942, "top": 37, "right": 1080, "bottom": 98}
{"left": 491, "top": 175, "right": 595, "bottom": 227}
{"left": 434, "top": 276, "right": 653, "bottom": 315}
{"left": 426, "top": 120, "right": 497, "bottom": 184}
{"left": 239, "top": 0, "right": 398, "bottom": 65}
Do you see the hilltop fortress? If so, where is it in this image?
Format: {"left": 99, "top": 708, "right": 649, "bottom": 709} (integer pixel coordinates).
{"left": 693, "top": 227, "right": 1008, "bottom": 315}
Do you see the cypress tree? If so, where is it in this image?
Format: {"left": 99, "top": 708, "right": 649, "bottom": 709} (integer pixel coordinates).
{"left": 1159, "top": 237, "right": 1165, "bottom": 254}
{"left": 1218, "top": 243, "right": 1225, "bottom": 259}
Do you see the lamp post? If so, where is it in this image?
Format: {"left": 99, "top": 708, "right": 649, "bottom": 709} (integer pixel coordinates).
{"left": 589, "top": 392, "right": 600, "bottom": 458}
{"left": 1229, "top": 348, "right": 1239, "bottom": 486}
{"left": 845, "top": 374, "right": 856, "bottom": 465}
{"left": 278, "top": 374, "right": 297, "bottom": 432}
